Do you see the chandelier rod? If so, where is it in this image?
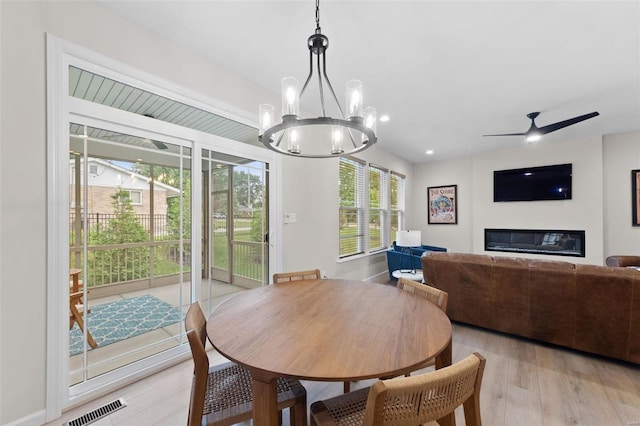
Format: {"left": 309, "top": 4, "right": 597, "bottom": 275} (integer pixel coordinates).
{"left": 258, "top": 0, "right": 377, "bottom": 157}
{"left": 303, "top": 0, "right": 358, "bottom": 148}
{"left": 317, "top": 50, "right": 327, "bottom": 117}
{"left": 315, "top": 0, "right": 321, "bottom": 32}
{"left": 321, "top": 50, "right": 358, "bottom": 149}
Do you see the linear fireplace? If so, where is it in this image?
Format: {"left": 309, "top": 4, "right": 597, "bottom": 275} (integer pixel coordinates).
{"left": 485, "top": 228, "right": 585, "bottom": 257}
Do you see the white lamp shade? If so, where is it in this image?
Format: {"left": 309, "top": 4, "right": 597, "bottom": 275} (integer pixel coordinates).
{"left": 396, "top": 230, "right": 422, "bottom": 247}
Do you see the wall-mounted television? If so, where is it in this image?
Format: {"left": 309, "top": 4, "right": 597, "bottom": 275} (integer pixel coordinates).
{"left": 494, "top": 163, "right": 572, "bottom": 202}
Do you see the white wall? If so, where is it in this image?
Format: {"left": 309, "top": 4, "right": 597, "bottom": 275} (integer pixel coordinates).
{"left": 603, "top": 131, "right": 640, "bottom": 255}
{"left": 413, "top": 133, "right": 639, "bottom": 266}
{"left": 0, "top": 2, "right": 412, "bottom": 423}
{"left": 473, "top": 135, "right": 604, "bottom": 264}
{"left": 0, "top": 1, "right": 258, "bottom": 423}
{"left": 2, "top": 1, "right": 633, "bottom": 423}
{"left": 279, "top": 144, "right": 413, "bottom": 281}
{"left": 413, "top": 156, "right": 473, "bottom": 253}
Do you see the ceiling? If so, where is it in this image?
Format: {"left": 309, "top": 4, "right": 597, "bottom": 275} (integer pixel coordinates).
{"left": 101, "top": 1, "right": 640, "bottom": 164}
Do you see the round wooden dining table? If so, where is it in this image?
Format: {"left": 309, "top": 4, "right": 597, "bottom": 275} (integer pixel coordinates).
{"left": 206, "top": 279, "right": 453, "bottom": 426}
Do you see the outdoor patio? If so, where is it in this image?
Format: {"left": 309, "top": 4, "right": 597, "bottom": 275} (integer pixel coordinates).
{"left": 69, "top": 280, "right": 248, "bottom": 385}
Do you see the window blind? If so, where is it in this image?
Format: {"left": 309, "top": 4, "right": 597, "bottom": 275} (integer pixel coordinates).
{"left": 390, "top": 172, "right": 405, "bottom": 240}
{"left": 339, "top": 157, "right": 365, "bottom": 257}
{"left": 369, "top": 164, "right": 388, "bottom": 251}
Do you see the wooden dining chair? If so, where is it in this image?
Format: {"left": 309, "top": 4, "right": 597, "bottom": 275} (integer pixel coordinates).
{"left": 69, "top": 291, "right": 98, "bottom": 349}
{"left": 397, "top": 277, "right": 448, "bottom": 311}
{"left": 344, "top": 277, "right": 446, "bottom": 394}
{"left": 344, "top": 278, "right": 449, "bottom": 393}
{"left": 272, "top": 269, "right": 354, "bottom": 395}
{"left": 310, "top": 352, "right": 486, "bottom": 426}
{"left": 184, "top": 303, "right": 307, "bottom": 426}
{"left": 397, "top": 277, "right": 448, "bottom": 375}
{"left": 273, "top": 269, "right": 322, "bottom": 283}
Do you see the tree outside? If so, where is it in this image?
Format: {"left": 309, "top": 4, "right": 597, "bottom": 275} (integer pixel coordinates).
{"left": 90, "top": 188, "right": 150, "bottom": 283}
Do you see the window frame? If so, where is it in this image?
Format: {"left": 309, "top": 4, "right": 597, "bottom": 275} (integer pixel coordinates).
{"left": 339, "top": 157, "right": 405, "bottom": 259}
{"left": 368, "top": 164, "right": 389, "bottom": 253}
{"left": 126, "top": 189, "right": 143, "bottom": 205}
{"left": 338, "top": 156, "right": 366, "bottom": 258}
{"left": 390, "top": 171, "right": 406, "bottom": 244}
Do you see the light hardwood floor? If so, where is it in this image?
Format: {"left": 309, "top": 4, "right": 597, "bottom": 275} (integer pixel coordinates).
{"left": 50, "top": 322, "right": 640, "bottom": 426}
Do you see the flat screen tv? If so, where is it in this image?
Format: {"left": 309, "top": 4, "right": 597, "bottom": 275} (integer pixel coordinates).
{"left": 494, "top": 163, "right": 572, "bottom": 202}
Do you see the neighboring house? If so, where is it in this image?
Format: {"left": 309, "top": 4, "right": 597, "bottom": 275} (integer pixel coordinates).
{"left": 69, "top": 157, "right": 181, "bottom": 235}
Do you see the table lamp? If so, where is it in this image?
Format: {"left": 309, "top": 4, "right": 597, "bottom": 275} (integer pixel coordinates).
{"left": 395, "top": 230, "right": 422, "bottom": 273}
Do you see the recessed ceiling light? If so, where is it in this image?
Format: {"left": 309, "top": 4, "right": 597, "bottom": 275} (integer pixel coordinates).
{"left": 379, "top": 115, "right": 390, "bottom": 122}
{"left": 426, "top": 150, "right": 434, "bottom": 155}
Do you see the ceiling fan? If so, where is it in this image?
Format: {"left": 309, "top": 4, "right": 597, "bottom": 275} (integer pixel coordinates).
{"left": 483, "top": 111, "right": 600, "bottom": 142}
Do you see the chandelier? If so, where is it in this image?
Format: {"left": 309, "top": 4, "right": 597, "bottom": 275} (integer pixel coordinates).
{"left": 258, "top": 0, "right": 377, "bottom": 158}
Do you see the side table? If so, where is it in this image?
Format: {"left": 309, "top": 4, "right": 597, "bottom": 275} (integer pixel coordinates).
{"left": 392, "top": 269, "right": 424, "bottom": 282}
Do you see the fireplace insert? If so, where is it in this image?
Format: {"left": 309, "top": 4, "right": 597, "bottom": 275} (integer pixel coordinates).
{"left": 485, "top": 228, "right": 585, "bottom": 257}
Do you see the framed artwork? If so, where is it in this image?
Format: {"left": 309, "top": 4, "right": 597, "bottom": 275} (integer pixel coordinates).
{"left": 428, "top": 185, "right": 457, "bottom": 224}
{"left": 633, "top": 170, "right": 640, "bottom": 226}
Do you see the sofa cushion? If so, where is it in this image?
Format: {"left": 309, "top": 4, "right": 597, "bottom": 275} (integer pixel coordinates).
{"left": 630, "top": 274, "right": 640, "bottom": 363}
{"left": 574, "top": 265, "right": 635, "bottom": 359}
{"left": 528, "top": 260, "right": 577, "bottom": 347}
{"left": 423, "top": 252, "right": 492, "bottom": 327}
{"left": 492, "top": 257, "right": 530, "bottom": 335}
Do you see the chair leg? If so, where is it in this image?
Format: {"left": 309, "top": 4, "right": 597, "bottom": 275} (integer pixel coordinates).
{"left": 343, "top": 381, "right": 350, "bottom": 393}
{"left": 292, "top": 400, "right": 307, "bottom": 426}
{"left": 463, "top": 393, "right": 482, "bottom": 426}
{"left": 71, "top": 305, "right": 98, "bottom": 348}
{"left": 78, "top": 315, "right": 98, "bottom": 349}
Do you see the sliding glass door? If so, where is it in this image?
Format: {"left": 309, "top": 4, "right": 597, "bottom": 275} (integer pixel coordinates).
{"left": 47, "top": 44, "right": 278, "bottom": 415}
{"left": 201, "top": 150, "right": 269, "bottom": 314}
{"left": 68, "top": 121, "right": 192, "bottom": 387}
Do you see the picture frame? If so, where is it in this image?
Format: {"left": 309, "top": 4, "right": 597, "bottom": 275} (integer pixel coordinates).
{"left": 633, "top": 170, "right": 640, "bottom": 226}
{"left": 428, "top": 184, "right": 458, "bottom": 224}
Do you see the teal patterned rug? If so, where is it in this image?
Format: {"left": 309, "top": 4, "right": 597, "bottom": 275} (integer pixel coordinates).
{"left": 70, "top": 295, "right": 181, "bottom": 356}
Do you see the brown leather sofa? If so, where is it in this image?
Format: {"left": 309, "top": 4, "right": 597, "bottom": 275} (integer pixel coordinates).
{"left": 422, "top": 252, "right": 640, "bottom": 364}
{"left": 606, "top": 255, "right": 640, "bottom": 268}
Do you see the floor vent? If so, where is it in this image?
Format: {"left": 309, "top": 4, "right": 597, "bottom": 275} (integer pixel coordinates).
{"left": 66, "top": 398, "right": 127, "bottom": 426}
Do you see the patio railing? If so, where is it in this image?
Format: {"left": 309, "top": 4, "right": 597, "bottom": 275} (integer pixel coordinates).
{"left": 70, "top": 239, "right": 264, "bottom": 292}
{"left": 70, "top": 212, "right": 170, "bottom": 238}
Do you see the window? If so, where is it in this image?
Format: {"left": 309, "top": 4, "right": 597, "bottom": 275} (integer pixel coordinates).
{"left": 126, "top": 190, "right": 142, "bottom": 205}
{"left": 369, "top": 164, "right": 388, "bottom": 252}
{"left": 339, "top": 157, "right": 365, "bottom": 258}
{"left": 390, "top": 172, "right": 405, "bottom": 240}
{"left": 339, "top": 157, "right": 404, "bottom": 258}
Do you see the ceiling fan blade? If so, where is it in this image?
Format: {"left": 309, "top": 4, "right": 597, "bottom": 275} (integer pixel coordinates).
{"left": 537, "top": 112, "right": 599, "bottom": 136}
{"left": 483, "top": 132, "right": 527, "bottom": 137}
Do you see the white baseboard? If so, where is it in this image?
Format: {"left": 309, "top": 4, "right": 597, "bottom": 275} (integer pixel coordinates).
{"left": 4, "top": 409, "right": 46, "bottom": 426}
{"left": 367, "top": 270, "right": 391, "bottom": 283}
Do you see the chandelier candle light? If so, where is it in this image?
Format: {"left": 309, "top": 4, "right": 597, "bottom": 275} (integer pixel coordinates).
{"left": 258, "top": 0, "right": 377, "bottom": 158}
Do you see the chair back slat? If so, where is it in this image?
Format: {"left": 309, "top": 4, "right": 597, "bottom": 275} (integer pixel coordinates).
{"left": 185, "top": 303, "right": 210, "bottom": 426}
{"left": 273, "top": 269, "right": 322, "bottom": 283}
{"left": 397, "top": 278, "right": 448, "bottom": 312}
{"left": 362, "top": 353, "right": 486, "bottom": 426}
